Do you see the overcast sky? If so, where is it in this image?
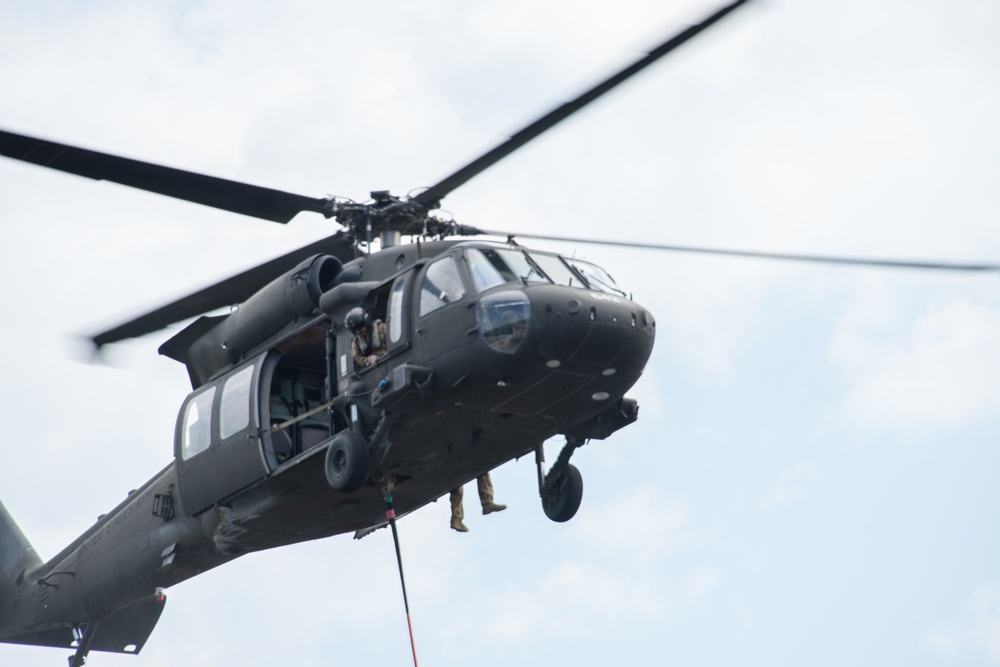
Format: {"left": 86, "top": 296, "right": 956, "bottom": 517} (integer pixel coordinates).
{"left": 1, "top": 1, "right": 999, "bottom": 665}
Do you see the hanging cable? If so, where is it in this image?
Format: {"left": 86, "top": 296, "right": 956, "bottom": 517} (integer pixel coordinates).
{"left": 385, "top": 491, "right": 420, "bottom": 667}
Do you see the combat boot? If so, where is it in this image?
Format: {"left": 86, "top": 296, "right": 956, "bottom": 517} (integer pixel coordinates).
{"left": 482, "top": 502, "right": 506, "bottom": 515}
{"left": 451, "top": 517, "right": 469, "bottom": 532}
{"left": 477, "top": 473, "right": 506, "bottom": 515}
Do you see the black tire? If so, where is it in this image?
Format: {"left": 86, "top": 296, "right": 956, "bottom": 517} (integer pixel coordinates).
{"left": 542, "top": 463, "right": 583, "bottom": 522}
{"left": 324, "top": 430, "right": 370, "bottom": 493}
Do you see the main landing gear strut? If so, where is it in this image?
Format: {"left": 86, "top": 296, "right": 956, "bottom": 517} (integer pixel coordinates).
{"left": 535, "top": 437, "right": 586, "bottom": 522}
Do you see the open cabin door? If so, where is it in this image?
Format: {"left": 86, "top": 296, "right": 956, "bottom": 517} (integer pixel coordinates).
{"left": 258, "top": 319, "right": 345, "bottom": 469}
{"left": 261, "top": 352, "right": 342, "bottom": 469}
{"left": 174, "top": 354, "right": 268, "bottom": 515}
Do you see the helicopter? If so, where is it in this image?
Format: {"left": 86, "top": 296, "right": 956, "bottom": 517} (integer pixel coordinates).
{"left": 0, "top": 1, "right": 996, "bottom": 667}
{"left": 0, "top": 4, "right": 750, "bottom": 665}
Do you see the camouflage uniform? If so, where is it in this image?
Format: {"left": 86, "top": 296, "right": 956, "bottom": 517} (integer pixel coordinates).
{"left": 351, "top": 320, "right": 388, "bottom": 369}
{"left": 449, "top": 473, "right": 505, "bottom": 532}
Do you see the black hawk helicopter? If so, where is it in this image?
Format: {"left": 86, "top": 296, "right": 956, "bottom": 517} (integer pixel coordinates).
{"left": 0, "top": 1, "right": 996, "bottom": 665}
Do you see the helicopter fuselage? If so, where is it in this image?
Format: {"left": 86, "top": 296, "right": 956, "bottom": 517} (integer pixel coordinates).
{"left": 0, "top": 239, "right": 654, "bottom": 657}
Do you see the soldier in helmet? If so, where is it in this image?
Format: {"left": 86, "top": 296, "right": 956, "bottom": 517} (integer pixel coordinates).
{"left": 345, "top": 307, "right": 388, "bottom": 369}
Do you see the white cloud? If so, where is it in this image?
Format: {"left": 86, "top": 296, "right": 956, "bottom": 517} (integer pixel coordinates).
{"left": 567, "top": 486, "right": 689, "bottom": 570}
{"left": 439, "top": 489, "right": 687, "bottom": 650}
{"left": 477, "top": 559, "right": 661, "bottom": 643}
{"left": 828, "top": 287, "right": 1000, "bottom": 437}
{"left": 759, "top": 464, "right": 824, "bottom": 510}
{"left": 685, "top": 566, "right": 721, "bottom": 599}
{"left": 922, "top": 582, "right": 1000, "bottom": 663}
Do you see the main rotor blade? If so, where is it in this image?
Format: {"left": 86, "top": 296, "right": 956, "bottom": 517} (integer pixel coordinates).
{"left": 477, "top": 229, "right": 1000, "bottom": 272}
{"left": 412, "top": 0, "right": 751, "bottom": 209}
{"left": 90, "top": 231, "right": 357, "bottom": 348}
{"left": 0, "top": 129, "right": 334, "bottom": 223}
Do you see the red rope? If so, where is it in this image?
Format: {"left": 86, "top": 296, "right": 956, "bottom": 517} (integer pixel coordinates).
{"left": 406, "top": 612, "right": 420, "bottom": 667}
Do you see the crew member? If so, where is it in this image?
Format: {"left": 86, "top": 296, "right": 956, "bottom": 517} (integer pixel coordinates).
{"left": 346, "top": 307, "right": 387, "bottom": 369}
{"left": 450, "top": 473, "right": 506, "bottom": 532}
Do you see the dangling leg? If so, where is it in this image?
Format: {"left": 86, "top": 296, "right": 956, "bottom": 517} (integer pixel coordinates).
{"left": 449, "top": 487, "right": 468, "bottom": 532}
{"left": 478, "top": 473, "right": 507, "bottom": 515}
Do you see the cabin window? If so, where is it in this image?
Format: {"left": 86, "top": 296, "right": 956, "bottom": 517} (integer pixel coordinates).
{"left": 220, "top": 364, "right": 254, "bottom": 439}
{"left": 388, "top": 274, "right": 408, "bottom": 343}
{"left": 419, "top": 256, "right": 466, "bottom": 316}
{"left": 181, "top": 387, "right": 216, "bottom": 460}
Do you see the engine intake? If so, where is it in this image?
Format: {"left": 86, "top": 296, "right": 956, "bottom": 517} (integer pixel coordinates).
{"left": 161, "top": 254, "right": 343, "bottom": 387}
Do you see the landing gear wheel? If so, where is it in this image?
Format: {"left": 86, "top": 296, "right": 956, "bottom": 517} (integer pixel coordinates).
{"left": 324, "top": 430, "right": 370, "bottom": 493}
{"left": 542, "top": 463, "right": 583, "bottom": 522}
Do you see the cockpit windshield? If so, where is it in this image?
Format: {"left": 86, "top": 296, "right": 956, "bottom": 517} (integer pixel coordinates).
{"left": 466, "top": 247, "right": 546, "bottom": 291}
{"left": 464, "top": 245, "right": 626, "bottom": 298}
{"left": 529, "top": 252, "right": 586, "bottom": 289}
{"left": 564, "top": 257, "right": 626, "bottom": 297}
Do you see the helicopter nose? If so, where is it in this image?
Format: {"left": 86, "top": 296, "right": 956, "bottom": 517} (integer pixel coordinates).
{"left": 479, "top": 286, "right": 654, "bottom": 422}
{"left": 532, "top": 287, "right": 655, "bottom": 376}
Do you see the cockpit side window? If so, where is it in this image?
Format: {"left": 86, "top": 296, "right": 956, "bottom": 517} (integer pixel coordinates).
{"left": 388, "top": 274, "right": 408, "bottom": 343}
{"left": 419, "top": 256, "right": 466, "bottom": 316}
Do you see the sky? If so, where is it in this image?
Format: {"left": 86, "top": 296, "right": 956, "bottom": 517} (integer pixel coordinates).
{"left": 1, "top": 0, "right": 999, "bottom": 665}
